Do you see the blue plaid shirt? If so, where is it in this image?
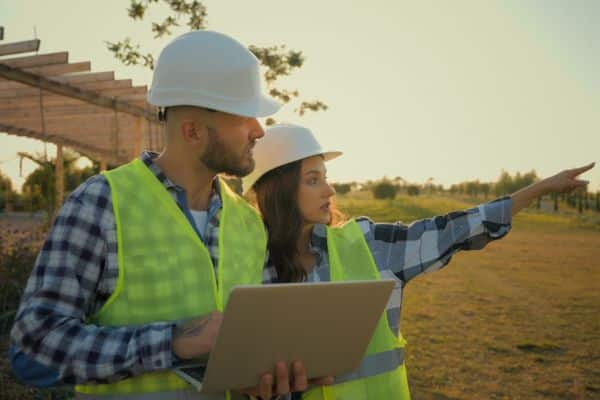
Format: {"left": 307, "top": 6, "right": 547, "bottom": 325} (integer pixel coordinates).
{"left": 274, "top": 200, "right": 512, "bottom": 340}
{"left": 10, "top": 152, "right": 228, "bottom": 386}
{"left": 10, "top": 151, "right": 512, "bottom": 388}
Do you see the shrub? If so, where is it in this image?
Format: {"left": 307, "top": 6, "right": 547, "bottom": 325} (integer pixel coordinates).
{"left": 373, "top": 181, "right": 398, "bottom": 200}
{"left": 0, "top": 229, "right": 42, "bottom": 333}
{"left": 406, "top": 185, "right": 421, "bottom": 196}
{"left": 332, "top": 183, "right": 352, "bottom": 195}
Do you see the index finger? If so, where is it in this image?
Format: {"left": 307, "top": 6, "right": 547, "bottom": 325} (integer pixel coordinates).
{"left": 569, "top": 162, "right": 595, "bottom": 176}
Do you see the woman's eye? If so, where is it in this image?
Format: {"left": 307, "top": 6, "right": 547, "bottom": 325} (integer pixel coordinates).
{"left": 308, "top": 178, "right": 318, "bottom": 185}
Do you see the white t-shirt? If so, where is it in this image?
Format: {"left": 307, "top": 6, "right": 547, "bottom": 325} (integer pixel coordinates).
{"left": 190, "top": 209, "right": 208, "bottom": 237}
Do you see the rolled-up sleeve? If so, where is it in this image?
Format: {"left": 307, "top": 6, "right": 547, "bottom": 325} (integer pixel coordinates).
{"left": 9, "top": 176, "right": 175, "bottom": 386}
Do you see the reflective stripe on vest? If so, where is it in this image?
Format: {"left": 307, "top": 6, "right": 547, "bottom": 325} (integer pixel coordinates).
{"left": 76, "top": 159, "right": 266, "bottom": 397}
{"left": 75, "top": 389, "right": 248, "bottom": 400}
{"left": 335, "top": 348, "right": 405, "bottom": 385}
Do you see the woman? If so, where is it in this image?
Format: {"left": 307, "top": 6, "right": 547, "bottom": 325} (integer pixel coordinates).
{"left": 242, "top": 123, "right": 593, "bottom": 400}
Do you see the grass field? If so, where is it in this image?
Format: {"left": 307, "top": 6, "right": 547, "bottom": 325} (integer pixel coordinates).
{"left": 336, "top": 194, "right": 600, "bottom": 400}
{"left": 1, "top": 193, "right": 599, "bottom": 399}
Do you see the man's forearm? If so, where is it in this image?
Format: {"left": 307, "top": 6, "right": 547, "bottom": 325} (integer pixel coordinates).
{"left": 10, "top": 312, "right": 175, "bottom": 385}
{"left": 172, "top": 311, "right": 222, "bottom": 361}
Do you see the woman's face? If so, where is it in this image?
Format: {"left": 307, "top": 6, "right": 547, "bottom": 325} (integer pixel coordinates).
{"left": 297, "top": 155, "right": 336, "bottom": 225}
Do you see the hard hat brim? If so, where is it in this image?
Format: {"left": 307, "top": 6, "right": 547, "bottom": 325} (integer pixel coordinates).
{"left": 148, "top": 90, "right": 281, "bottom": 118}
{"left": 242, "top": 150, "right": 342, "bottom": 195}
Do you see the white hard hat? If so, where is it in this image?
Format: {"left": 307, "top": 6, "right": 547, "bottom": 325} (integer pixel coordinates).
{"left": 148, "top": 30, "right": 280, "bottom": 118}
{"left": 242, "top": 123, "right": 342, "bottom": 194}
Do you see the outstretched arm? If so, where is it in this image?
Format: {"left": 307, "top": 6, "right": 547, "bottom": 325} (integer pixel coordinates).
{"left": 511, "top": 163, "right": 594, "bottom": 216}
{"left": 359, "top": 162, "right": 595, "bottom": 285}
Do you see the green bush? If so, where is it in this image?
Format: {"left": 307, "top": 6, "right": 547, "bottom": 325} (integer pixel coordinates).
{"left": 332, "top": 183, "right": 352, "bottom": 195}
{"left": 0, "top": 226, "right": 72, "bottom": 399}
{"left": 406, "top": 185, "right": 421, "bottom": 196}
{"left": 0, "top": 233, "right": 39, "bottom": 333}
{"left": 372, "top": 181, "right": 398, "bottom": 200}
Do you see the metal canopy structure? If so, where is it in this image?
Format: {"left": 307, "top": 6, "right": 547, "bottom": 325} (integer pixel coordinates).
{"left": 0, "top": 37, "right": 164, "bottom": 167}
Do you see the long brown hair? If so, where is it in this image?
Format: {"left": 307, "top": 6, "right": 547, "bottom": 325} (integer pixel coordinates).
{"left": 252, "top": 158, "right": 344, "bottom": 283}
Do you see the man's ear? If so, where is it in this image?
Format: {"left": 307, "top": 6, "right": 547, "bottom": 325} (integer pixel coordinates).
{"left": 180, "top": 120, "right": 206, "bottom": 145}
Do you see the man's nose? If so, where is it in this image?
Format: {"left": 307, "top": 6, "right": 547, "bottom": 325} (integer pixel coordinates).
{"left": 250, "top": 118, "right": 265, "bottom": 140}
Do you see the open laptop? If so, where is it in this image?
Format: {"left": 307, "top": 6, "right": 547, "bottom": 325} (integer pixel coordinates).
{"left": 175, "top": 279, "right": 395, "bottom": 393}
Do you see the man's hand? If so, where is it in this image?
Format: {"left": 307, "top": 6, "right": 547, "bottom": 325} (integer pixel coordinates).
{"left": 237, "top": 361, "right": 334, "bottom": 399}
{"left": 172, "top": 311, "right": 223, "bottom": 360}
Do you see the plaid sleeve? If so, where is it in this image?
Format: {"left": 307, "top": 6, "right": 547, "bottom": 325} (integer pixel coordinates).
{"left": 358, "top": 196, "right": 512, "bottom": 283}
{"left": 9, "top": 175, "right": 175, "bottom": 385}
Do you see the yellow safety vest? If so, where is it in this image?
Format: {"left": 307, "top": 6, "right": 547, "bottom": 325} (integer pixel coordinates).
{"left": 76, "top": 159, "right": 266, "bottom": 397}
{"left": 303, "top": 219, "right": 411, "bottom": 399}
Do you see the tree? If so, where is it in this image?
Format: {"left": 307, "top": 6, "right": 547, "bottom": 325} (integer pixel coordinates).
{"left": 494, "top": 170, "right": 513, "bottom": 196}
{"left": 480, "top": 182, "right": 491, "bottom": 199}
{"left": 393, "top": 176, "right": 406, "bottom": 186}
{"left": 567, "top": 193, "right": 576, "bottom": 208}
{"left": 0, "top": 170, "right": 16, "bottom": 212}
{"left": 465, "top": 180, "right": 479, "bottom": 197}
{"left": 494, "top": 170, "right": 538, "bottom": 196}
{"left": 424, "top": 177, "right": 435, "bottom": 194}
{"left": 406, "top": 184, "right": 420, "bottom": 196}
{"left": 332, "top": 183, "right": 352, "bottom": 196}
{"left": 372, "top": 181, "right": 398, "bottom": 200}
{"left": 108, "top": 0, "right": 328, "bottom": 124}
{"left": 19, "top": 151, "right": 99, "bottom": 214}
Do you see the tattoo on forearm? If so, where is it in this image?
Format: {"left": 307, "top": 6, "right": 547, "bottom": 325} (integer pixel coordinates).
{"left": 174, "top": 315, "right": 211, "bottom": 339}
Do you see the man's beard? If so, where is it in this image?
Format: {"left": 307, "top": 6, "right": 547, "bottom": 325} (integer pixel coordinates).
{"left": 200, "top": 126, "right": 255, "bottom": 177}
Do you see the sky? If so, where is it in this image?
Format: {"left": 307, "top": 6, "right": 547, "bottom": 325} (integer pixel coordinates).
{"left": 0, "top": 0, "right": 598, "bottom": 192}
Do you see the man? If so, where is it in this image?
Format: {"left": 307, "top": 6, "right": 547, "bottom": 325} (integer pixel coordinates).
{"left": 10, "top": 30, "right": 319, "bottom": 400}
